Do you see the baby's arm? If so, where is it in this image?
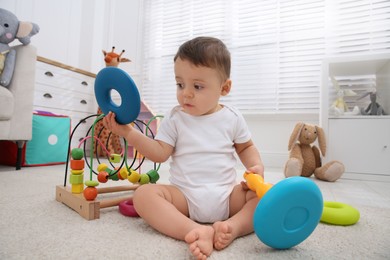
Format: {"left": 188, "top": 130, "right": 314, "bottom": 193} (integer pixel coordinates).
{"left": 235, "top": 140, "right": 264, "bottom": 177}
{"left": 103, "top": 112, "right": 173, "bottom": 162}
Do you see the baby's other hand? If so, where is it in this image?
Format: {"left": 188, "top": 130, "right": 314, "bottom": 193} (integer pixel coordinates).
{"left": 246, "top": 165, "right": 264, "bottom": 178}
{"left": 102, "top": 112, "right": 132, "bottom": 138}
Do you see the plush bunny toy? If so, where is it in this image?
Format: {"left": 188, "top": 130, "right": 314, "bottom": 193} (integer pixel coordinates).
{"left": 0, "top": 8, "right": 40, "bottom": 87}
{"left": 284, "top": 122, "right": 345, "bottom": 182}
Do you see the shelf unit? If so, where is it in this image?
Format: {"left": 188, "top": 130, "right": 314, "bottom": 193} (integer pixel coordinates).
{"left": 321, "top": 53, "right": 390, "bottom": 180}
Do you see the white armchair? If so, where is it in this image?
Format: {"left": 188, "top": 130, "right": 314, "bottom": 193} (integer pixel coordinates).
{"left": 0, "top": 44, "right": 37, "bottom": 169}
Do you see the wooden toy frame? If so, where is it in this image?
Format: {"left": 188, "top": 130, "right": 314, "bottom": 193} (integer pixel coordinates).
{"left": 56, "top": 184, "right": 139, "bottom": 220}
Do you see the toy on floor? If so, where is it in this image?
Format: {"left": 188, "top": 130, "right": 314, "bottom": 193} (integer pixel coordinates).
{"left": 284, "top": 122, "right": 345, "bottom": 182}
{"left": 321, "top": 201, "right": 360, "bottom": 226}
{"left": 244, "top": 172, "right": 323, "bottom": 249}
{"left": 56, "top": 67, "right": 163, "bottom": 220}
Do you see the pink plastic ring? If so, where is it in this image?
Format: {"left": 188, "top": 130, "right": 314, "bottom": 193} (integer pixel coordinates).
{"left": 119, "top": 199, "right": 139, "bottom": 217}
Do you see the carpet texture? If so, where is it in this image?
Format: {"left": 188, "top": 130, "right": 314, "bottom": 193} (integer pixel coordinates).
{"left": 0, "top": 165, "right": 389, "bottom": 259}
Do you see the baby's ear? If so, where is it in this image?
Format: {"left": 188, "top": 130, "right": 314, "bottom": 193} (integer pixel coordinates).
{"left": 221, "top": 79, "right": 232, "bottom": 96}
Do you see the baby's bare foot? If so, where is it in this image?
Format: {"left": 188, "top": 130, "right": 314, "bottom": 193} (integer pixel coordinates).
{"left": 185, "top": 225, "right": 214, "bottom": 259}
{"left": 213, "top": 221, "right": 235, "bottom": 250}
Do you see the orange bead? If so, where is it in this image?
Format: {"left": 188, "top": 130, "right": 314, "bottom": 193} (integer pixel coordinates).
{"left": 70, "top": 159, "right": 85, "bottom": 170}
{"left": 83, "top": 187, "right": 98, "bottom": 201}
{"left": 97, "top": 171, "right": 109, "bottom": 183}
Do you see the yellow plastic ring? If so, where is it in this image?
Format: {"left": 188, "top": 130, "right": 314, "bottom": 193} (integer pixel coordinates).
{"left": 321, "top": 201, "right": 360, "bottom": 226}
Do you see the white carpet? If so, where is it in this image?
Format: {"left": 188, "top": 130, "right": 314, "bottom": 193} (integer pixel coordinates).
{"left": 0, "top": 164, "right": 389, "bottom": 259}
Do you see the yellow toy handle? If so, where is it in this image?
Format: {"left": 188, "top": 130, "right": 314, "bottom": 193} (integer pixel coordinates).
{"left": 243, "top": 172, "right": 273, "bottom": 199}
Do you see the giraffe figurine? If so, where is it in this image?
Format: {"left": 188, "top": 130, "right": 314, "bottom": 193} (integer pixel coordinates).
{"left": 102, "top": 46, "right": 131, "bottom": 67}
{"left": 94, "top": 47, "right": 131, "bottom": 157}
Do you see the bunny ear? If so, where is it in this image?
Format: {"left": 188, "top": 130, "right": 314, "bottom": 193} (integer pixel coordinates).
{"left": 288, "top": 122, "right": 304, "bottom": 151}
{"left": 344, "top": 89, "right": 357, "bottom": 96}
{"left": 316, "top": 125, "right": 327, "bottom": 156}
{"left": 330, "top": 75, "right": 340, "bottom": 91}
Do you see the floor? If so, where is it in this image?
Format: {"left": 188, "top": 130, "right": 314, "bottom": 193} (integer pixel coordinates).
{"left": 1, "top": 158, "right": 389, "bottom": 210}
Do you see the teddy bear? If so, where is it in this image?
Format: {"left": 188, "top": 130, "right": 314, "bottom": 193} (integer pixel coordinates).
{"left": 284, "top": 122, "right": 345, "bottom": 182}
{"left": 0, "top": 8, "right": 40, "bottom": 87}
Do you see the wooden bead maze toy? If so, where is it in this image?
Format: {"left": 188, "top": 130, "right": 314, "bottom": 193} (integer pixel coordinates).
{"left": 56, "top": 67, "right": 161, "bottom": 220}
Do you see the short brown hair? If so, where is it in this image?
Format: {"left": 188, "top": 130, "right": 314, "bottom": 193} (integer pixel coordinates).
{"left": 174, "top": 36, "right": 231, "bottom": 80}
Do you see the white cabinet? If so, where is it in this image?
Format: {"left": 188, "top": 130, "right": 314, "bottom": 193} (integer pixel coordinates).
{"left": 321, "top": 54, "right": 390, "bottom": 179}
{"left": 33, "top": 57, "right": 98, "bottom": 152}
{"left": 328, "top": 117, "right": 390, "bottom": 175}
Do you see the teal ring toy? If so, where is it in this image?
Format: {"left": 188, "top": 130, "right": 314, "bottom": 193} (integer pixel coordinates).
{"left": 253, "top": 177, "right": 323, "bottom": 249}
{"left": 94, "top": 67, "right": 141, "bottom": 124}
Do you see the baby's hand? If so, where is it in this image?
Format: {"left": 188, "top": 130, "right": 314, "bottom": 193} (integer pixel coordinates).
{"left": 102, "top": 112, "right": 132, "bottom": 138}
{"left": 246, "top": 165, "right": 264, "bottom": 178}
{"left": 242, "top": 163, "right": 266, "bottom": 192}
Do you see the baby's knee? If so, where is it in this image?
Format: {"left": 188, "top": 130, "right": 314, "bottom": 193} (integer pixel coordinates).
{"left": 133, "top": 184, "right": 151, "bottom": 201}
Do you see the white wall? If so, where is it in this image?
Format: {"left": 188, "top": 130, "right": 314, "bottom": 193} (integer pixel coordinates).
{"left": 2, "top": 0, "right": 321, "bottom": 169}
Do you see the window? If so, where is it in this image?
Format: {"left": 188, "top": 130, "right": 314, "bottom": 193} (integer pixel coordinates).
{"left": 141, "top": 0, "right": 390, "bottom": 115}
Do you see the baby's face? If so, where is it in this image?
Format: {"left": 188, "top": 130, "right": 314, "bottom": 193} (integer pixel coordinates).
{"left": 174, "top": 57, "right": 229, "bottom": 116}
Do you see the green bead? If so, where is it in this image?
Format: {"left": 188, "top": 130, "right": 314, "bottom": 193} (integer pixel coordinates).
{"left": 147, "top": 169, "right": 160, "bottom": 183}
{"left": 109, "top": 154, "right": 121, "bottom": 163}
{"left": 139, "top": 174, "right": 150, "bottom": 185}
{"left": 108, "top": 170, "right": 119, "bottom": 181}
{"left": 85, "top": 180, "right": 99, "bottom": 187}
{"left": 71, "top": 148, "right": 84, "bottom": 160}
{"left": 70, "top": 173, "right": 84, "bottom": 184}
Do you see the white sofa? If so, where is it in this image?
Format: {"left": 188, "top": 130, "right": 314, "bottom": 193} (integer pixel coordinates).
{"left": 0, "top": 45, "right": 37, "bottom": 169}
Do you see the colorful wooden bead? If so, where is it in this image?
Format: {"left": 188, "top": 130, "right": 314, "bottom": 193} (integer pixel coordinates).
{"left": 139, "top": 173, "right": 150, "bottom": 185}
{"left": 108, "top": 170, "right": 119, "bottom": 181}
{"left": 71, "top": 148, "right": 84, "bottom": 160}
{"left": 109, "top": 153, "right": 121, "bottom": 163}
{"left": 83, "top": 186, "right": 98, "bottom": 201}
{"left": 147, "top": 169, "right": 160, "bottom": 184}
{"left": 69, "top": 174, "right": 84, "bottom": 184}
{"left": 70, "top": 159, "right": 85, "bottom": 170}
{"left": 97, "top": 163, "right": 108, "bottom": 172}
{"left": 127, "top": 170, "right": 140, "bottom": 183}
{"left": 71, "top": 169, "right": 84, "bottom": 175}
{"left": 119, "top": 168, "right": 129, "bottom": 180}
{"left": 85, "top": 180, "right": 99, "bottom": 187}
{"left": 97, "top": 171, "right": 109, "bottom": 183}
{"left": 71, "top": 183, "right": 84, "bottom": 194}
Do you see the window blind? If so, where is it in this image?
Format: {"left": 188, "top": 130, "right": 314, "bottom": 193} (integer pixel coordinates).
{"left": 141, "top": 0, "right": 390, "bottom": 115}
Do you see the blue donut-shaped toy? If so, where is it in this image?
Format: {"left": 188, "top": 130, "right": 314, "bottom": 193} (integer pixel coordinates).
{"left": 94, "top": 67, "right": 141, "bottom": 124}
{"left": 253, "top": 177, "right": 323, "bottom": 249}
